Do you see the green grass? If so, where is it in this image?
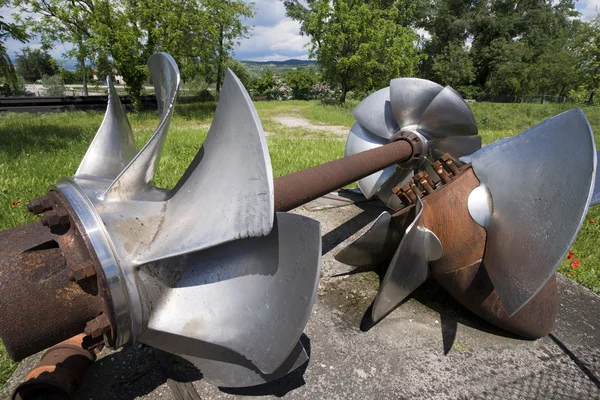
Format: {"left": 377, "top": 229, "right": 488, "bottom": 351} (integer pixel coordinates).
{"left": 1, "top": 99, "right": 599, "bottom": 386}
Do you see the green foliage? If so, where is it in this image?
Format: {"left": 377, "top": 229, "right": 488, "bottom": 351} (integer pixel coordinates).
{"left": 226, "top": 59, "right": 252, "bottom": 88}
{"left": 16, "top": 47, "right": 58, "bottom": 82}
{"left": 431, "top": 40, "right": 475, "bottom": 87}
{"left": 285, "top": 68, "right": 319, "bottom": 99}
{"left": 285, "top": 0, "right": 421, "bottom": 104}
{"left": 0, "top": 2, "right": 27, "bottom": 95}
{"left": 41, "top": 74, "right": 65, "bottom": 96}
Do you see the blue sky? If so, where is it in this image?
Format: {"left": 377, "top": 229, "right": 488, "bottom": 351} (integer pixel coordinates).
{"left": 1, "top": 0, "right": 598, "bottom": 62}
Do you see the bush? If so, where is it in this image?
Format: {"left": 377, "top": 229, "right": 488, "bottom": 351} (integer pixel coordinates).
{"left": 41, "top": 75, "right": 65, "bottom": 96}
{"left": 285, "top": 69, "right": 319, "bottom": 100}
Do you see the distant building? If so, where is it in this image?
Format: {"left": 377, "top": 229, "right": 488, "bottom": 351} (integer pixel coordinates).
{"left": 91, "top": 69, "right": 125, "bottom": 85}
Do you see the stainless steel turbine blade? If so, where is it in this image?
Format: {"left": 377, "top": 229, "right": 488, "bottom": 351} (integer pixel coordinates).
{"left": 352, "top": 87, "right": 397, "bottom": 140}
{"left": 469, "top": 109, "right": 596, "bottom": 316}
{"left": 345, "top": 122, "right": 397, "bottom": 198}
{"left": 428, "top": 136, "right": 482, "bottom": 162}
{"left": 75, "top": 77, "right": 136, "bottom": 180}
{"left": 335, "top": 212, "right": 401, "bottom": 268}
{"left": 137, "top": 212, "right": 321, "bottom": 387}
{"left": 137, "top": 68, "right": 274, "bottom": 264}
{"left": 389, "top": 78, "right": 444, "bottom": 130}
{"left": 592, "top": 150, "right": 600, "bottom": 207}
{"left": 372, "top": 197, "right": 443, "bottom": 322}
{"left": 417, "top": 87, "right": 478, "bottom": 138}
{"left": 105, "top": 52, "right": 180, "bottom": 200}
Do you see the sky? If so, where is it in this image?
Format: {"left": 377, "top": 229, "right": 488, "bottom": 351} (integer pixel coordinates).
{"left": 1, "top": 0, "right": 598, "bottom": 63}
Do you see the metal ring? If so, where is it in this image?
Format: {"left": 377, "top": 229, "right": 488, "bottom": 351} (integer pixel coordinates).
{"left": 53, "top": 178, "right": 132, "bottom": 348}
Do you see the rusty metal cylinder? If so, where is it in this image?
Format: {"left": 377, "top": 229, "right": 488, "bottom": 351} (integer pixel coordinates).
{"left": 421, "top": 168, "right": 558, "bottom": 339}
{"left": 0, "top": 222, "right": 103, "bottom": 361}
{"left": 13, "top": 334, "right": 96, "bottom": 400}
{"left": 274, "top": 139, "right": 413, "bottom": 211}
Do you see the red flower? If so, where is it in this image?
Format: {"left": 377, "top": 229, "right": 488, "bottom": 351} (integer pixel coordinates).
{"left": 570, "top": 271, "right": 575, "bottom": 276}
{"left": 590, "top": 219, "right": 596, "bottom": 224}
{"left": 11, "top": 201, "right": 21, "bottom": 207}
{"left": 571, "top": 259, "right": 581, "bottom": 268}
{"left": 567, "top": 251, "right": 575, "bottom": 260}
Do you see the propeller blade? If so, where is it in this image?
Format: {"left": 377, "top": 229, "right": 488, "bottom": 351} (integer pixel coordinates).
{"left": 137, "top": 69, "right": 274, "bottom": 264}
{"left": 137, "top": 212, "right": 321, "bottom": 387}
{"left": 470, "top": 109, "right": 596, "bottom": 316}
{"left": 389, "top": 78, "right": 444, "bottom": 130}
{"left": 591, "top": 150, "right": 600, "bottom": 207}
{"left": 104, "top": 52, "right": 180, "bottom": 200}
{"left": 345, "top": 122, "right": 396, "bottom": 198}
{"left": 334, "top": 212, "right": 401, "bottom": 268}
{"left": 75, "top": 77, "right": 136, "bottom": 180}
{"left": 372, "top": 197, "right": 443, "bottom": 322}
{"left": 352, "top": 87, "right": 397, "bottom": 140}
{"left": 428, "top": 135, "right": 482, "bottom": 162}
{"left": 417, "top": 87, "right": 477, "bottom": 139}
{"left": 376, "top": 167, "right": 414, "bottom": 210}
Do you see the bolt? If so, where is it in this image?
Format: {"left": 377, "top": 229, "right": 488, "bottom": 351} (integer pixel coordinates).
{"left": 433, "top": 160, "right": 452, "bottom": 184}
{"left": 41, "top": 209, "right": 70, "bottom": 229}
{"left": 403, "top": 183, "right": 417, "bottom": 202}
{"left": 27, "top": 196, "right": 53, "bottom": 215}
{"left": 69, "top": 261, "right": 97, "bottom": 282}
{"left": 414, "top": 172, "right": 435, "bottom": 195}
{"left": 395, "top": 186, "right": 413, "bottom": 207}
{"left": 85, "top": 314, "right": 110, "bottom": 339}
{"left": 409, "top": 182, "right": 422, "bottom": 198}
{"left": 440, "top": 154, "right": 459, "bottom": 175}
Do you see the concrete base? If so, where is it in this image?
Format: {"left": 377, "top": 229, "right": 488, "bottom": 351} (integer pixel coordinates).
{"left": 2, "top": 199, "right": 600, "bottom": 400}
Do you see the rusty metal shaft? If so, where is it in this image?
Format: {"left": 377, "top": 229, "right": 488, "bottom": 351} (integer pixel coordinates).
{"left": 274, "top": 139, "right": 413, "bottom": 212}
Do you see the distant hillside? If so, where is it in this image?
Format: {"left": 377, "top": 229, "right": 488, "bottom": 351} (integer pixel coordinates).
{"left": 240, "top": 59, "right": 317, "bottom": 76}
{"left": 240, "top": 59, "right": 315, "bottom": 66}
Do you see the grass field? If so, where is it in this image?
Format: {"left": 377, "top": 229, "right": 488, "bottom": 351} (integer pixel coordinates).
{"left": 1, "top": 99, "right": 599, "bottom": 386}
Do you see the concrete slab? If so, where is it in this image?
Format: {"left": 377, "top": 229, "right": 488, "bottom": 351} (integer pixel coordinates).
{"left": 2, "top": 200, "right": 600, "bottom": 400}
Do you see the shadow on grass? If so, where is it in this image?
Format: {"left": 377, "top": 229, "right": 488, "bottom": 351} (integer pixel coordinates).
{"left": 0, "top": 123, "right": 93, "bottom": 155}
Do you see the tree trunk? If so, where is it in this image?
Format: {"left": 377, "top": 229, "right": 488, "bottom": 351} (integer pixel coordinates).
{"left": 340, "top": 83, "right": 347, "bottom": 105}
{"left": 79, "top": 56, "right": 88, "bottom": 96}
{"left": 540, "top": 93, "right": 544, "bottom": 104}
{"left": 588, "top": 90, "right": 595, "bottom": 106}
{"left": 215, "top": 24, "right": 224, "bottom": 99}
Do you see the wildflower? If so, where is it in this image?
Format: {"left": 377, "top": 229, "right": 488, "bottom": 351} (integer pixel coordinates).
{"left": 11, "top": 201, "right": 21, "bottom": 207}
{"left": 567, "top": 251, "right": 574, "bottom": 260}
{"left": 590, "top": 220, "right": 596, "bottom": 224}
{"left": 570, "top": 272, "right": 575, "bottom": 276}
{"left": 571, "top": 259, "right": 581, "bottom": 268}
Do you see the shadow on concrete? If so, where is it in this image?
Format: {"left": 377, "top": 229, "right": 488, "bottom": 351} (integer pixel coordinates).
{"left": 219, "top": 334, "right": 311, "bottom": 397}
{"left": 549, "top": 333, "right": 600, "bottom": 390}
{"left": 356, "top": 273, "right": 524, "bottom": 354}
{"left": 321, "top": 202, "right": 387, "bottom": 256}
{"left": 75, "top": 334, "right": 312, "bottom": 399}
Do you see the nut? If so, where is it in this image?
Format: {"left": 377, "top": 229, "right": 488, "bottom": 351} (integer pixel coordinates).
{"left": 27, "top": 196, "right": 53, "bottom": 215}
{"left": 69, "top": 261, "right": 97, "bottom": 282}
{"left": 41, "top": 209, "right": 70, "bottom": 229}
{"left": 85, "top": 314, "right": 110, "bottom": 338}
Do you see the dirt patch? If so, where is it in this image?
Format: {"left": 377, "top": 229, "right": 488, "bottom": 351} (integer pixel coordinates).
{"left": 271, "top": 115, "right": 349, "bottom": 136}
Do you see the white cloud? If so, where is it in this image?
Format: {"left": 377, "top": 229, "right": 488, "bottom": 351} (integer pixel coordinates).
{"left": 234, "top": 18, "right": 310, "bottom": 61}
{"left": 576, "top": 0, "right": 600, "bottom": 21}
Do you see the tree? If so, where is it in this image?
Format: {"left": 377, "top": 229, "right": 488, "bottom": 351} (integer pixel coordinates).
{"left": 207, "top": 0, "right": 254, "bottom": 97}
{"left": 430, "top": 40, "right": 475, "bottom": 88}
{"left": 16, "top": 47, "right": 58, "bottom": 82}
{"left": 285, "top": 0, "right": 421, "bottom": 104}
{"left": 0, "top": 1, "right": 28, "bottom": 94}
{"left": 286, "top": 68, "right": 319, "bottom": 99}
{"left": 17, "top": 0, "right": 97, "bottom": 95}
{"left": 226, "top": 59, "right": 251, "bottom": 87}
{"left": 575, "top": 17, "right": 600, "bottom": 105}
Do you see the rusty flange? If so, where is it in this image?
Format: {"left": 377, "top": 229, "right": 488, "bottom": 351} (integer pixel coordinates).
{"left": 0, "top": 191, "right": 117, "bottom": 361}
